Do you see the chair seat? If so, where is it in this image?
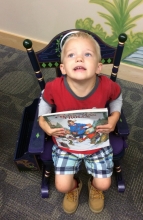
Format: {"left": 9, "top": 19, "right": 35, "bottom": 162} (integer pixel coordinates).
{"left": 109, "top": 132, "right": 127, "bottom": 155}
{"left": 40, "top": 132, "right": 127, "bottom": 161}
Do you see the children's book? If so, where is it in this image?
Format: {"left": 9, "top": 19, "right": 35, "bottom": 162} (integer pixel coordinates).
{"left": 43, "top": 108, "right": 109, "bottom": 152}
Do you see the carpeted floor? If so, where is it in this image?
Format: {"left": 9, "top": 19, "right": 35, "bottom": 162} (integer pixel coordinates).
{"left": 0, "top": 44, "right": 143, "bottom": 220}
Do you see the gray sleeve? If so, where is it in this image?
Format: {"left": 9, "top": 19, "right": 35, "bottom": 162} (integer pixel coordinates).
{"left": 109, "top": 93, "right": 123, "bottom": 114}
{"left": 38, "top": 90, "right": 52, "bottom": 116}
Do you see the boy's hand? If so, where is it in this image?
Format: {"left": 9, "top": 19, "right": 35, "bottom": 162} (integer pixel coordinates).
{"left": 39, "top": 116, "right": 66, "bottom": 137}
{"left": 96, "top": 112, "right": 120, "bottom": 134}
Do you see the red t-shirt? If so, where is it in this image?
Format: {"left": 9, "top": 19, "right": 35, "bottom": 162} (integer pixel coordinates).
{"left": 43, "top": 75, "right": 121, "bottom": 154}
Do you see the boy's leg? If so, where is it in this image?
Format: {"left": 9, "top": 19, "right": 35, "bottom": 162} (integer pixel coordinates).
{"left": 55, "top": 174, "right": 82, "bottom": 214}
{"left": 52, "top": 145, "right": 82, "bottom": 214}
{"left": 55, "top": 174, "right": 78, "bottom": 193}
{"left": 92, "top": 176, "right": 111, "bottom": 191}
{"left": 85, "top": 146, "right": 113, "bottom": 213}
{"left": 88, "top": 177, "right": 111, "bottom": 213}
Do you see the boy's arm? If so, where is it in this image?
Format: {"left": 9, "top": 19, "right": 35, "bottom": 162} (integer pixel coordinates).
{"left": 109, "top": 93, "right": 123, "bottom": 114}
{"left": 38, "top": 91, "right": 52, "bottom": 116}
{"left": 38, "top": 94, "right": 65, "bottom": 137}
{"left": 39, "top": 116, "right": 65, "bottom": 137}
{"left": 96, "top": 93, "right": 123, "bottom": 133}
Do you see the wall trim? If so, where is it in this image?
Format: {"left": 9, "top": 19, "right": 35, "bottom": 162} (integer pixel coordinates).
{"left": 0, "top": 30, "right": 142, "bottom": 85}
{"left": 0, "top": 30, "right": 47, "bottom": 52}
{"left": 121, "top": 62, "right": 143, "bottom": 70}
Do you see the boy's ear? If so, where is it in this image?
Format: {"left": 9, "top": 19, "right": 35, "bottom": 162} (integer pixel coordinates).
{"left": 60, "top": 64, "right": 66, "bottom": 75}
{"left": 96, "top": 63, "right": 102, "bottom": 74}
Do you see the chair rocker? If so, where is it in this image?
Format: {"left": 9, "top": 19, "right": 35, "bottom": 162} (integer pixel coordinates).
{"left": 14, "top": 29, "right": 129, "bottom": 198}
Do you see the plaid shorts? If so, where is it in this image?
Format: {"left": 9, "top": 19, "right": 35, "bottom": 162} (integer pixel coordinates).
{"left": 52, "top": 145, "right": 113, "bottom": 178}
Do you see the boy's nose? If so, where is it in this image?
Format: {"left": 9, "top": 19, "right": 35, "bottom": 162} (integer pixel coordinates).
{"left": 76, "top": 55, "right": 83, "bottom": 62}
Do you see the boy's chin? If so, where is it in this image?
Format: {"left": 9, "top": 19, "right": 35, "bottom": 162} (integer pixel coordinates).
{"left": 73, "top": 75, "right": 96, "bottom": 79}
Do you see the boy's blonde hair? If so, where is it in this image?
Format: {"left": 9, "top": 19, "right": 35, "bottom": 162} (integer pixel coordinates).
{"left": 60, "top": 31, "right": 101, "bottom": 63}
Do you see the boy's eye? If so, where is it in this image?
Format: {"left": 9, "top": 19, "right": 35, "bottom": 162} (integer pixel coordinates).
{"left": 68, "top": 53, "right": 75, "bottom": 58}
{"left": 85, "top": 53, "right": 92, "bottom": 57}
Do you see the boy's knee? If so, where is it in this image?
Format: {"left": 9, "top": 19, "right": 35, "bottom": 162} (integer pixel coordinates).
{"left": 92, "top": 177, "right": 111, "bottom": 191}
{"left": 55, "top": 175, "right": 74, "bottom": 193}
{"left": 55, "top": 182, "right": 72, "bottom": 193}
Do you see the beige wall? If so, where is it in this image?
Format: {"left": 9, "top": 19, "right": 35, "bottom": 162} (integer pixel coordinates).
{"left": 0, "top": 0, "right": 142, "bottom": 83}
{"left": 1, "top": 0, "right": 142, "bottom": 43}
{"left": 0, "top": 0, "right": 93, "bottom": 43}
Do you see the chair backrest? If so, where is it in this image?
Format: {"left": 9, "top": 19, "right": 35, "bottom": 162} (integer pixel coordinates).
{"left": 23, "top": 29, "right": 127, "bottom": 91}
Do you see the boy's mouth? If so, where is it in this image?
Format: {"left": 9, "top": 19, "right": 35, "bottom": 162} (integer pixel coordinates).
{"left": 74, "top": 66, "right": 86, "bottom": 71}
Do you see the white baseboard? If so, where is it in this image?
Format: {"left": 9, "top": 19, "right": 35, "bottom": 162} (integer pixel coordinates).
{"left": 0, "top": 30, "right": 47, "bottom": 52}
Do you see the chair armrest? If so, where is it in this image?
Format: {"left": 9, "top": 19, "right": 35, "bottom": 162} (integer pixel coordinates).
{"left": 28, "top": 100, "right": 45, "bottom": 154}
{"left": 115, "top": 109, "right": 129, "bottom": 137}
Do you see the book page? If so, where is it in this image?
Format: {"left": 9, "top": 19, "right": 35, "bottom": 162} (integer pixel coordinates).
{"left": 43, "top": 109, "right": 109, "bottom": 152}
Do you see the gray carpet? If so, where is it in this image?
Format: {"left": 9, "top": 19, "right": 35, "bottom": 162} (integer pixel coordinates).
{"left": 0, "top": 44, "right": 143, "bottom": 220}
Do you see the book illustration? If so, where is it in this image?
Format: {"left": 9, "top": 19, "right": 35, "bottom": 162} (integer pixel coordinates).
{"left": 43, "top": 109, "right": 109, "bottom": 151}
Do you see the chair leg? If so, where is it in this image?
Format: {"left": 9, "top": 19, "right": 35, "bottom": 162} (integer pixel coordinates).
{"left": 41, "top": 160, "right": 53, "bottom": 198}
{"left": 114, "top": 160, "right": 125, "bottom": 192}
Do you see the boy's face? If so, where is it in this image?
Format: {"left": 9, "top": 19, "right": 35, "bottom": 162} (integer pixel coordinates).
{"left": 68, "top": 121, "right": 75, "bottom": 125}
{"left": 60, "top": 37, "right": 102, "bottom": 81}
